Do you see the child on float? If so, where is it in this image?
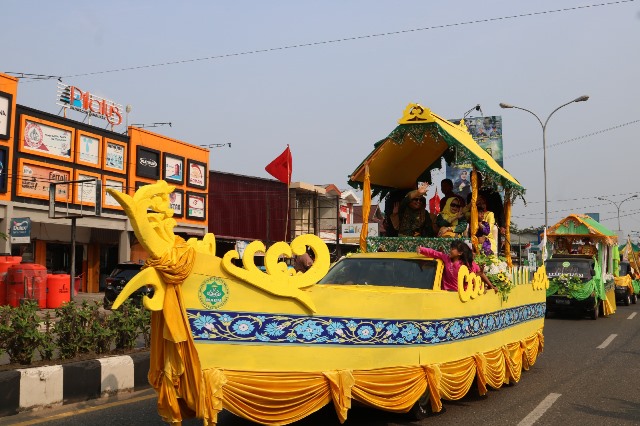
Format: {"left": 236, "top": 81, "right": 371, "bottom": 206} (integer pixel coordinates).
{"left": 417, "top": 240, "right": 495, "bottom": 292}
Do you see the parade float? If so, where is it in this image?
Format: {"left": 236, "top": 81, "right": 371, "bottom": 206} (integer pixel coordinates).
{"left": 618, "top": 239, "right": 640, "bottom": 304}
{"left": 544, "top": 214, "right": 618, "bottom": 319}
{"left": 109, "top": 103, "right": 548, "bottom": 425}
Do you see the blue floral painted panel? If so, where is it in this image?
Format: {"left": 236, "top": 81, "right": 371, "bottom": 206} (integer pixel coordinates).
{"left": 187, "top": 303, "right": 545, "bottom": 346}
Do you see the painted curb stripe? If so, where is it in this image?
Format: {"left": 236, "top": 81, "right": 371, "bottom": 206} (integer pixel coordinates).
{"left": 0, "top": 352, "right": 151, "bottom": 419}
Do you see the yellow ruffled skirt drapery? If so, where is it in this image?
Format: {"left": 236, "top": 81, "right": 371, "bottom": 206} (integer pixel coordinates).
{"left": 193, "top": 329, "right": 544, "bottom": 425}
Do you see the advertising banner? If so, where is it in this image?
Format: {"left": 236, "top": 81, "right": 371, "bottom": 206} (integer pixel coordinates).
{"left": 187, "top": 160, "right": 207, "bottom": 189}
{"left": 105, "top": 141, "right": 125, "bottom": 172}
{"left": 10, "top": 217, "right": 31, "bottom": 244}
{"left": 23, "top": 120, "right": 72, "bottom": 159}
{"left": 187, "top": 192, "right": 206, "bottom": 220}
{"left": 0, "top": 91, "right": 12, "bottom": 140}
{"left": 136, "top": 146, "right": 160, "bottom": 179}
{"left": 446, "top": 116, "right": 503, "bottom": 200}
{"left": 104, "top": 179, "right": 124, "bottom": 208}
{"left": 342, "top": 223, "right": 379, "bottom": 244}
{"left": 78, "top": 134, "right": 100, "bottom": 165}
{"left": 19, "top": 161, "right": 71, "bottom": 200}
{"left": 169, "top": 189, "right": 184, "bottom": 217}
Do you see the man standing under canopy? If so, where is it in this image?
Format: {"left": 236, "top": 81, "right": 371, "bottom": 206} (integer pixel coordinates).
{"left": 439, "top": 178, "right": 465, "bottom": 211}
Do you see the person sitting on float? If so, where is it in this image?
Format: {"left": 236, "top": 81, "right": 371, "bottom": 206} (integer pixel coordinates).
{"left": 578, "top": 237, "right": 597, "bottom": 256}
{"left": 475, "top": 198, "right": 498, "bottom": 256}
{"left": 436, "top": 197, "right": 469, "bottom": 238}
{"left": 554, "top": 237, "right": 571, "bottom": 255}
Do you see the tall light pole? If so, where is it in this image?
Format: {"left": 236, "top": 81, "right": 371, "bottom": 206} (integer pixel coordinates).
{"left": 500, "top": 95, "right": 589, "bottom": 229}
{"left": 597, "top": 194, "right": 638, "bottom": 233}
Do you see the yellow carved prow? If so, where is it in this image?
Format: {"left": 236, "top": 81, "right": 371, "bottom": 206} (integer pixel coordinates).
{"left": 221, "top": 234, "right": 330, "bottom": 313}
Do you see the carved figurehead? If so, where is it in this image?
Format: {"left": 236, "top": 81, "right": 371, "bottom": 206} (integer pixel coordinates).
{"left": 108, "top": 180, "right": 331, "bottom": 313}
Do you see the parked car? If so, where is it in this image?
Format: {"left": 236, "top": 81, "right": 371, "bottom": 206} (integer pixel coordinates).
{"left": 103, "top": 262, "right": 152, "bottom": 309}
{"left": 545, "top": 255, "right": 600, "bottom": 319}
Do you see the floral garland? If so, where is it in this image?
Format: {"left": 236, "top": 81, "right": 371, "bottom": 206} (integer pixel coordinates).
{"left": 603, "top": 273, "right": 615, "bottom": 292}
{"left": 549, "top": 274, "right": 584, "bottom": 296}
{"left": 474, "top": 254, "right": 514, "bottom": 301}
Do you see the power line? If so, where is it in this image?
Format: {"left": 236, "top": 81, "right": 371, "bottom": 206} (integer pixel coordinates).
{"left": 6, "top": 0, "right": 635, "bottom": 81}
{"left": 506, "top": 119, "right": 640, "bottom": 159}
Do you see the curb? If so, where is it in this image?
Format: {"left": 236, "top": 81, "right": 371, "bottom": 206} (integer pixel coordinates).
{"left": 0, "top": 352, "right": 150, "bottom": 417}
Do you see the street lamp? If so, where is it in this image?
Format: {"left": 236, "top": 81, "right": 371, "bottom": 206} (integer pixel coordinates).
{"left": 597, "top": 194, "right": 638, "bottom": 232}
{"left": 500, "top": 95, "right": 589, "bottom": 229}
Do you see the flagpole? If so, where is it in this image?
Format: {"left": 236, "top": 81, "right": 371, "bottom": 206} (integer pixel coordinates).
{"left": 286, "top": 146, "right": 290, "bottom": 242}
{"left": 629, "top": 235, "right": 640, "bottom": 277}
{"left": 359, "top": 163, "right": 371, "bottom": 252}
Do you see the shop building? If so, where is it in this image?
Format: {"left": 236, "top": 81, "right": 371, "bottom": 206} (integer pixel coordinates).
{"left": 0, "top": 73, "right": 209, "bottom": 292}
{"left": 208, "top": 171, "right": 360, "bottom": 261}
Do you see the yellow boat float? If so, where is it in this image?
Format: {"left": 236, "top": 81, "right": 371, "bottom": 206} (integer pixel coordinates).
{"left": 110, "top": 104, "right": 549, "bottom": 425}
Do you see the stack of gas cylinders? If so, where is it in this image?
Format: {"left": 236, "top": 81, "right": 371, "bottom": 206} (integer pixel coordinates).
{"left": 0, "top": 257, "right": 71, "bottom": 309}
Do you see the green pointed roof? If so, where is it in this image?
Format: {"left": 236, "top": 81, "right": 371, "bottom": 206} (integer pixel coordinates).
{"left": 547, "top": 214, "right": 617, "bottom": 245}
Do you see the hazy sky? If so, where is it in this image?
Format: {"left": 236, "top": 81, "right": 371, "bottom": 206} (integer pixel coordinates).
{"left": 4, "top": 1, "right": 640, "bottom": 238}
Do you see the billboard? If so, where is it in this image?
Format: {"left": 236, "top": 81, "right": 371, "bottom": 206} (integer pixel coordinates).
{"left": 341, "top": 223, "right": 379, "bottom": 244}
{"left": 446, "top": 116, "right": 504, "bottom": 200}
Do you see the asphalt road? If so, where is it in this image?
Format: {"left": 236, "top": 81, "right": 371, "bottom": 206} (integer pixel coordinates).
{"left": 3, "top": 304, "right": 640, "bottom": 426}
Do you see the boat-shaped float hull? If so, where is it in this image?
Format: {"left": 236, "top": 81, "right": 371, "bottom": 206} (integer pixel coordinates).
{"left": 110, "top": 181, "right": 547, "bottom": 425}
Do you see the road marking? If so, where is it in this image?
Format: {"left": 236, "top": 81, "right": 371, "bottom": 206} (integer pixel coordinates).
{"left": 628, "top": 312, "right": 637, "bottom": 320}
{"left": 518, "top": 393, "right": 561, "bottom": 426}
{"left": 597, "top": 334, "right": 617, "bottom": 349}
{"left": 9, "top": 392, "right": 156, "bottom": 425}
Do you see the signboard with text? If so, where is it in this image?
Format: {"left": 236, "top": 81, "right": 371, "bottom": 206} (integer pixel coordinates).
{"left": 56, "top": 82, "right": 123, "bottom": 126}
{"left": 341, "top": 223, "right": 379, "bottom": 244}
{"left": 10, "top": 217, "right": 31, "bottom": 244}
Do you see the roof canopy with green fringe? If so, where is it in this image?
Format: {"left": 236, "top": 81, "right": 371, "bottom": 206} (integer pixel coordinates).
{"left": 547, "top": 214, "right": 618, "bottom": 246}
{"left": 347, "top": 103, "right": 525, "bottom": 199}
{"left": 620, "top": 241, "right": 640, "bottom": 253}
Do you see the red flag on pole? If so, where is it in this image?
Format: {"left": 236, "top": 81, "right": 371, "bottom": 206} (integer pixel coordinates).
{"left": 265, "top": 145, "right": 292, "bottom": 184}
{"left": 429, "top": 189, "right": 441, "bottom": 214}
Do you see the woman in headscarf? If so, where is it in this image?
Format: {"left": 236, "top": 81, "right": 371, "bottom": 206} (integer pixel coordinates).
{"left": 436, "top": 197, "right": 469, "bottom": 238}
{"left": 476, "top": 197, "right": 498, "bottom": 256}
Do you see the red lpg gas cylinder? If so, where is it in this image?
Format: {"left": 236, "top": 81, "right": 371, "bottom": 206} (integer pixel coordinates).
{"left": 46, "top": 273, "right": 71, "bottom": 309}
{"left": 6, "top": 262, "right": 48, "bottom": 308}
{"left": 0, "top": 256, "right": 22, "bottom": 306}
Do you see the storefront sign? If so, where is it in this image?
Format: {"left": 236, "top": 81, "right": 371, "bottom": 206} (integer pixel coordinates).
{"left": 19, "top": 161, "right": 70, "bottom": 200}
{"left": 0, "top": 91, "right": 12, "bottom": 140}
{"left": 187, "top": 192, "right": 206, "bottom": 220}
{"left": 78, "top": 134, "right": 100, "bottom": 165}
{"left": 104, "top": 179, "right": 124, "bottom": 208}
{"left": 105, "top": 140, "right": 125, "bottom": 172}
{"left": 76, "top": 174, "right": 98, "bottom": 204}
{"left": 23, "top": 120, "right": 72, "bottom": 159}
{"left": 169, "top": 189, "right": 184, "bottom": 217}
{"left": 0, "top": 146, "right": 7, "bottom": 193}
{"left": 57, "top": 82, "right": 123, "bottom": 125}
{"left": 187, "top": 160, "right": 207, "bottom": 189}
{"left": 10, "top": 217, "right": 31, "bottom": 244}
{"left": 341, "top": 223, "right": 379, "bottom": 244}
{"left": 136, "top": 146, "right": 160, "bottom": 179}
{"left": 164, "top": 153, "right": 184, "bottom": 184}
